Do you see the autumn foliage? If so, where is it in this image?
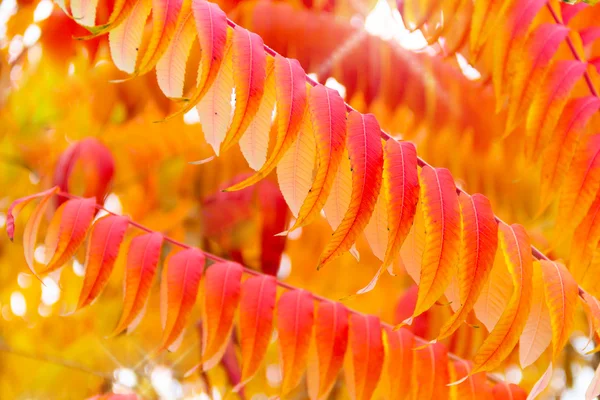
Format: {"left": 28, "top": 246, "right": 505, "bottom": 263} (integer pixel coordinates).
{"left": 4, "top": 0, "right": 600, "bottom": 398}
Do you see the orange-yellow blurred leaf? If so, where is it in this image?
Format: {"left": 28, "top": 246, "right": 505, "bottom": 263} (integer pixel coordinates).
{"left": 411, "top": 342, "right": 449, "bottom": 399}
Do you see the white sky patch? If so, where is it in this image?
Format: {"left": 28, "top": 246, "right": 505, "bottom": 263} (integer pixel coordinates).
{"left": 325, "top": 77, "right": 347, "bottom": 100}
{"left": 364, "top": 0, "right": 428, "bottom": 51}
{"left": 23, "top": 24, "right": 41, "bottom": 47}
{"left": 456, "top": 53, "right": 482, "bottom": 80}
{"left": 277, "top": 253, "right": 292, "bottom": 280}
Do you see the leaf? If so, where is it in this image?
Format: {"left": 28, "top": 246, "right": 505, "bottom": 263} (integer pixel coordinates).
{"left": 492, "top": 0, "right": 546, "bottom": 110}
{"left": 156, "top": 9, "right": 196, "bottom": 98}
{"left": 307, "top": 301, "right": 349, "bottom": 400}
{"left": 382, "top": 327, "right": 414, "bottom": 400}
{"left": 197, "top": 45, "right": 234, "bottom": 155}
{"left": 558, "top": 134, "right": 600, "bottom": 236}
{"left": 237, "top": 275, "right": 277, "bottom": 389}
{"left": 201, "top": 261, "right": 243, "bottom": 370}
{"left": 291, "top": 85, "right": 348, "bottom": 230}
{"left": 572, "top": 193, "right": 600, "bottom": 285}
{"left": 239, "top": 58, "right": 276, "bottom": 171}
{"left": 277, "top": 289, "right": 315, "bottom": 395}
{"left": 413, "top": 166, "right": 461, "bottom": 317}
{"left": 76, "top": 215, "right": 130, "bottom": 309}
{"left": 539, "top": 260, "right": 579, "bottom": 360}
{"left": 582, "top": 290, "right": 600, "bottom": 339}
{"left": 6, "top": 186, "right": 59, "bottom": 241}
{"left": 474, "top": 250, "right": 514, "bottom": 332}
{"left": 472, "top": 223, "right": 533, "bottom": 373}
{"left": 344, "top": 314, "right": 384, "bottom": 400}
{"left": 109, "top": 0, "right": 152, "bottom": 74}
{"left": 525, "top": 60, "right": 587, "bottom": 160}
{"left": 381, "top": 141, "right": 420, "bottom": 270}
{"left": 318, "top": 112, "right": 384, "bottom": 268}
{"left": 363, "top": 187, "right": 388, "bottom": 261}
{"left": 587, "top": 360, "right": 600, "bottom": 400}
{"left": 41, "top": 198, "right": 97, "bottom": 275}
{"left": 492, "top": 382, "right": 527, "bottom": 400}
{"left": 527, "top": 363, "right": 553, "bottom": 400}
{"left": 449, "top": 360, "right": 487, "bottom": 400}
{"left": 159, "top": 248, "right": 205, "bottom": 352}
{"left": 225, "top": 55, "right": 308, "bottom": 191}
{"left": 20, "top": 189, "right": 61, "bottom": 281}
{"left": 519, "top": 261, "right": 551, "bottom": 368}
{"left": 411, "top": 342, "right": 449, "bottom": 400}
{"left": 505, "top": 23, "right": 569, "bottom": 135}
{"left": 112, "top": 232, "right": 164, "bottom": 335}
{"left": 277, "top": 109, "right": 317, "bottom": 217}
{"left": 539, "top": 97, "right": 600, "bottom": 211}
{"left": 170, "top": 0, "right": 229, "bottom": 118}
{"left": 136, "top": 0, "right": 186, "bottom": 75}
{"left": 220, "top": 27, "right": 267, "bottom": 153}
{"left": 438, "top": 193, "right": 498, "bottom": 339}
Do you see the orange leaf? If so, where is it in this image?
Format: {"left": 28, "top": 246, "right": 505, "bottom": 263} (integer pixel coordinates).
{"left": 492, "top": 382, "right": 527, "bottom": 400}
{"left": 77, "top": 215, "right": 130, "bottom": 309}
{"left": 277, "top": 109, "right": 317, "bottom": 217}
{"left": 525, "top": 60, "right": 587, "bottom": 159}
{"left": 202, "top": 261, "right": 243, "bottom": 370}
{"left": 112, "top": 232, "right": 164, "bottom": 335}
{"left": 474, "top": 251, "right": 513, "bottom": 331}
{"left": 197, "top": 43, "right": 234, "bottom": 155}
{"left": 381, "top": 141, "right": 419, "bottom": 270}
{"left": 413, "top": 166, "right": 460, "bottom": 317}
{"left": 277, "top": 289, "right": 315, "bottom": 395}
{"left": 156, "top": 9, "right": 196, "bottom": 98}
{"left": 109, "top": 0, "right": 152, "bottom": 74}
{"left": 519, "top": 261, "right": 551, "bottom": 368}
{"left": 6, "top": 187, "right": 59, "bottom": 241}
{"left": 472, "top": 223, "right": 533, "bottom": 373}
{"left": 449, "top": 360, "right": 487, "bottom": 400}
{"left": 558, "top": 134, "right": 600, "bottom": 236}
{"left": 41, "top": 197, "right": 97, "bottom": 275}
{"left": 225, "top": 54, "right": 308, "bottom": 191}
{"left": 307, "top": 301, "right": 349, "bottom": 400}
{"left": 505, "top": 23, "right": 569, "bottom": 135}
{"left": 237, "top": 275, "right": 277, "bottom": 388}
{"left": 291, "top": 85, "right": 348, "bottom": 230}
{"left": 220, "top": 27, "right": 267, "bottom": 153}
{"left": 438, "top": 193, "right": 498, "bottom": 339}
{"left": 492, "top": 0, "right": 546, "bottom": 111}
{"left": 571, "top": 192, "right": 600, "bottom": 285}
{"left": 170, "top": 0, "right": 229, "bottom": 118}
{"left": 527, "top": 363, "right": 553, "bottom": 400}
{"left": 318, "top": 112, "right": 384, "bottom": 267}
{"left": 382, "top": 327, "right": 414, "bottom": 400}
{"left": 363, "top": 186, "right": 388, "bottom": 262}
{"left": 159, "top": 248, "right": 205, "bottom": 352}
{"left": 239, "top": 58, "right": 276, "bottom": 171}
{"left": 136, "top": 0, "right": 187, "bottom": 75}
{"left": 539, "top": 260, "right": 579, "bottom": 360}
{"left": 344, "top": 314, "right": 384, "bottom": 400}
{"left": 539, "top": 97, "right": 600, "bottom": 211}
{"left": 411, "top": 342, "right": 449, "bottom": 400}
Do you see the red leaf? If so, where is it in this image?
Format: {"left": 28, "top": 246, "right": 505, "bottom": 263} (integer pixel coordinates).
{"left": 411, "top": 342, "right": 449, "bottom": 399}
{"left": 277, "top": 289, "right": 315, "bottom": 395}
{"left": 307, "top": 301, "right": 349, "bottom": 400}
{"left": 318, "top": 112, "right": 384, "bottom": 267}
{"left": 345, "top": 314, "right": 384, "bottom": 400}
{"left": 202, "top": 261, "right": 243, "bottom": 370}
{"left": 77, "top": 215, "right": 130, "bottom": 309}
{"left": 112, "top": 232, "right": 164, "bottom": 335}
{"left": 41, "top": 197, "right": 97, "bottom": 275}
{"left": 237, "top": 275, "right": 277, "bottom": 389}
{"left": 159, "top": 248, "right": 205, "bottom": 352}
{"left": 382, "top": 327, "right": 414, "bottom": 400}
